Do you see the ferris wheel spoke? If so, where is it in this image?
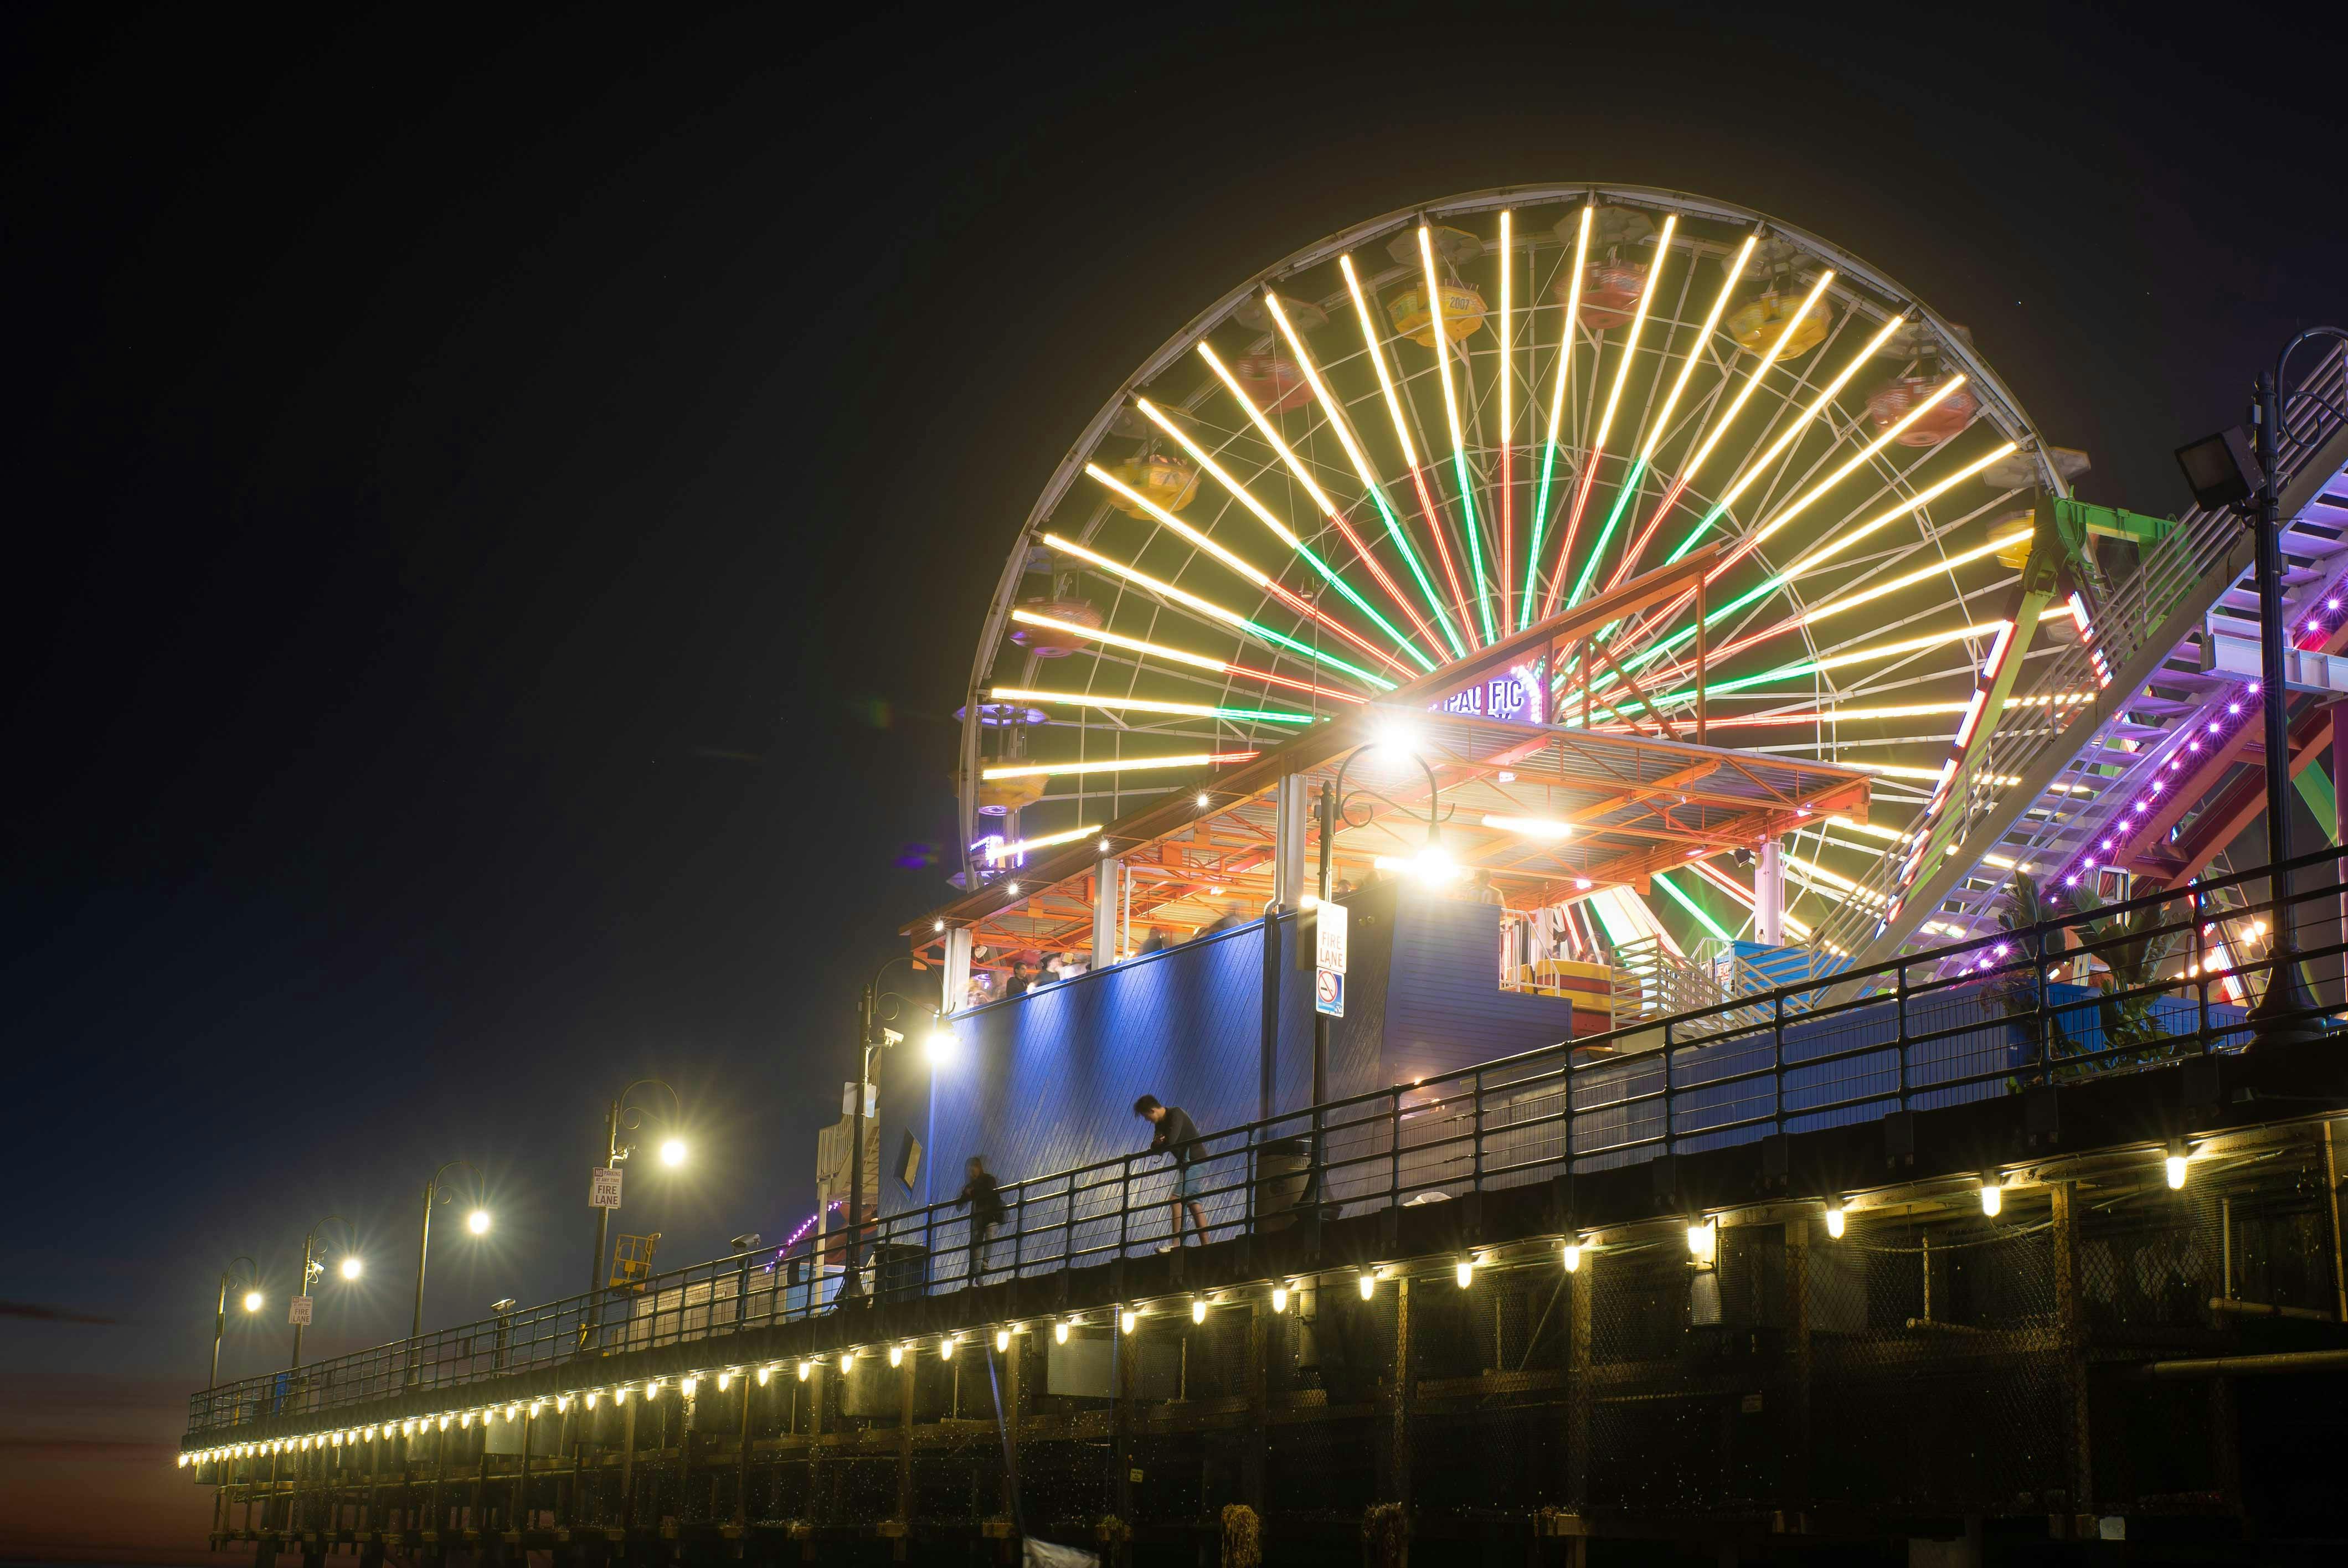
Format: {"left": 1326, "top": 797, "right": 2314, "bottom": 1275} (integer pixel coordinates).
{"left": 1604, "top": 241, "right": 1791, "bottom": 595}
{"left": 989, "top": 685, "right": 1320, "bottom": 726}
{"left": 1340, "top": 253, "right": 1480, "bottom": 647}
{"left": 1193, "top": 343, "right": 1443, "bottom": 671}
{"left": 1041, "top": 532, "right": 1394, "bottom": 690}
{"left": 1522, "top": 205, "right": 1593, "bottom": 629}
{"left": 1568, "top": 233, "right": 1751, "bottom": 610}
{"left": 1496, "top": 209, "right": 1515, "bottom": 635}
{"left": 1133, "top": 399, "right": 1429, "bottom": 677}
{"left": 1081, "top": 461, "right": 1418, "bottom": 682}
{"left": 1539, "top": 214, "right": 1678, "bottom": 622}
{"left": 1417, "top": 224, "right": 1499, "bottom": 646}
{"left": 1595, "top": 350, "right": 1970, "bottom": 680}
{"left": 1660, "top": 312, "right": 1911, "bottom": 572}
{"left": 1010, "top": 608, "right": 1370, "bottom": 709}
{"left": 1682, "top": 437, "right": 2020, "bottom": 644}
{"left": 1263, "top": 292, "right": 1468, "bottom": 660}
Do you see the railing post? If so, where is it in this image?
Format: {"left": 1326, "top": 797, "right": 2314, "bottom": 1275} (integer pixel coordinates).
{"left": 1119, "top": 1154, "right": 1132, "bottom": 1258}
{"left": 1063, "top": 1172, "right": 1076, "bottom": 1268}
{"left": 1896, "top": 961, "right": 1912, "bottom": 1112}
{"left": 1762, "top": 989, "right": 1783, "bottom": 1139}
{"left": 1662, "top": 1016, "right": 1676, "bottom": 1159}
{"left": 1471, "top": 1069, "right": 1486, "bottom": 1194}
{"left": 2194, "top": 884, "right": 2212, "bottom": 1051}
{"left": 1388, "top": 1087, "right": 1403, "bottom": 1205}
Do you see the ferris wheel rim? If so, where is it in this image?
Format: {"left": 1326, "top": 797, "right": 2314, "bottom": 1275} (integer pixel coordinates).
{"left": 957, "top": 182, "right": 2067, "bottom": 884}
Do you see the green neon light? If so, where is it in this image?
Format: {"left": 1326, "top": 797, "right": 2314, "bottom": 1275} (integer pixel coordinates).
{"left": 1217, "top": 707, "right": 1321, "bottom": 724}
{"left": 1567, "top": 457, "right": 1649, "bottom": 609}
{"left": 1242, "top": 618, "right": 1394, "bottom": 691}
{"left": 1451, "top": 452, "right": 1497, "bottom": 646}
{"left": 1651, "top": 869, "right": 1734, "bottom": 943}
{"left": 1294, "top": 541, "right": 1439, "bottom": 673}
{"left": 1584, "top": 886, "right": 1640, "bottom": 947}
{"left": 1521, "top": 440, "right": 1564, "bottom": 631}
{"left": 1364, "top": 488, "right": 1468, "bottom": 661}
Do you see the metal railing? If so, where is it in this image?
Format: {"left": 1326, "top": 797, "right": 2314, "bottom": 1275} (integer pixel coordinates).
{"left": 187, "top": 846, "right": 2348, "bottom": 1441}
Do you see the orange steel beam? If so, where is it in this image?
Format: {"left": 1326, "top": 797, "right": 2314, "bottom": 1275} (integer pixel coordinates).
{"left": 2139, "top": 705, "right": 2336, "bottom": 890}
{"left": 910, "top": 550, "right": 1726, "bottom": 937}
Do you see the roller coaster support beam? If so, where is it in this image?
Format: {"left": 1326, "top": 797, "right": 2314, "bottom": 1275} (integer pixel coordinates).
{"left": 1888, "top": 492, "right": 2069, "bottom": 929}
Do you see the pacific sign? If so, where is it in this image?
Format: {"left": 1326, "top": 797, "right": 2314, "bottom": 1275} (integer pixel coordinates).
{"left": 1430, "top": 661, "right": 1545, "bottom": 726}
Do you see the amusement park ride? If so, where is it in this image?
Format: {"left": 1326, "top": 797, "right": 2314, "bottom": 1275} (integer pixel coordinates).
{"left": 926, "top": 185, "right": 2348, "bottom": 1003}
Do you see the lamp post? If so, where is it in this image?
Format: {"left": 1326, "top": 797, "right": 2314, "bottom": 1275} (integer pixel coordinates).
{"left": 2183, "top": 328, "right": 2348, "bottom": 1038}
{"left": 587, "top": 1080, "right": 685, "bottom": 1302}
{"left": 1307, "top": 736, "right": 1450, "bottom": 1196}
{"left": 209, "top": 1256, "right": 261, "bottom": 1389}
{"left": 844, "top": 956, "right": 946, "bottom": 1300}
{"left": 408, "top": 1158, "right": 487, "bottom": 1380}
{"left": 289, "top": 1216, "right": 360, "bottom": 1369}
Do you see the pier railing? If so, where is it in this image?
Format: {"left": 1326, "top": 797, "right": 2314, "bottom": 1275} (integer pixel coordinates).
{"left": 188, "top": 846, "right": 2348, "bottom": 1439}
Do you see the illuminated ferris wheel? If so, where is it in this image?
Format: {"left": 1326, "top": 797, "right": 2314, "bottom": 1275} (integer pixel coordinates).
{"left": 957, "top": 186, "right": 2084, "bottom": 953}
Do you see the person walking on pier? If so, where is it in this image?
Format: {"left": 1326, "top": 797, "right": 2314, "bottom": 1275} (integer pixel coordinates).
{"left": 1133, "top": 1094, "right": 1208, "bottom": 1249}
{"left": 955, "top": 1155, "right": 1006, "bottom": 1281}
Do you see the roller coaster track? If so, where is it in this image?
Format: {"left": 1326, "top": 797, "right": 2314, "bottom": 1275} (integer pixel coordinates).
{"left": 1820, "top": 343, "right": 2348, "bottom": 963}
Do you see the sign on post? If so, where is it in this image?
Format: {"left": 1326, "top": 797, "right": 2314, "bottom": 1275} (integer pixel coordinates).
{"left": 589, "top": 1166, "right": 623, "bottom": 1209}
{"left": 1315, "top": 968, "right": 1345, "bottom": 1018}
{"left": 287, "top": 1295, "right": 313, "bottom": 1327}
{"left": 1315, "top": 899, "right": 1349, "bottom": 974}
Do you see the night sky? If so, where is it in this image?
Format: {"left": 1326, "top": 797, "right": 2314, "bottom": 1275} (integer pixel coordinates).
{"left": 4, "top": 4, "right": 2342, "bottom": 1559}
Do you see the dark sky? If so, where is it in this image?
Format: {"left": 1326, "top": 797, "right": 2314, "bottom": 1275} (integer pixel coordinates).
{"left": 3, "top": 2, "right": 2342, "bottom": 1557}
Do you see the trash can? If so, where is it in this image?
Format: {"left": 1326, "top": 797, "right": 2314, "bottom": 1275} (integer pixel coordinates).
{"left": 1254, "top": 1137, "right": 1312, "bottom": 1231}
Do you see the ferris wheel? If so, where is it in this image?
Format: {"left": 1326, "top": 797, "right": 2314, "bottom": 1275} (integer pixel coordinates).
{"left": 955, "top": 185, "right": 2084, "bottom": 955}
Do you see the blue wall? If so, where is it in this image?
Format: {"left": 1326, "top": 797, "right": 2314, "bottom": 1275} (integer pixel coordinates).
{"left": 912, "top": 882, "right": 1604, "bottom": 1227}
{"left": 1383, "top": 890, "right": 1585, "bottom": 1085}
{"left": 912, "top": 921, "right": 1307, "bottom": 1224}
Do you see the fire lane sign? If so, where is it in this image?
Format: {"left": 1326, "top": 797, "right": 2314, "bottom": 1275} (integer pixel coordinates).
{"left": 1315, "top": 899, "right": 1349, "bottom": 974}
{"left": 287, "top": 1295, "right": 313, "bottom": 1327}
{"left": 589, "top": 1166, "right": 623, "bottom": 1209}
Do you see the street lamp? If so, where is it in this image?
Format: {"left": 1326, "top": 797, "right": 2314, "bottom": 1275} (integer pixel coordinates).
{"left": 588, "top": 1080, "right": 686, "bottom": 1302}
{"left": 289, "top": 1216, "right": 361, "bottom": 1369}
{"left": 210, "top": 1256, "right": 261, "bottom": 1389}
{"left": 409, "top": 1159, "right": 488, "bottom": 1370}
{"left": 844, "top": 956, "right": 946, "bottom": 1299}
{"left": 2177, "top": 326, "right": 2348, "bottom": 1040}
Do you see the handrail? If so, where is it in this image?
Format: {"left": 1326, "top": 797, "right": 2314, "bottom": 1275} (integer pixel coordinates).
{"left": 185, "top": 842, "right": 2348, "bottom": 1441}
